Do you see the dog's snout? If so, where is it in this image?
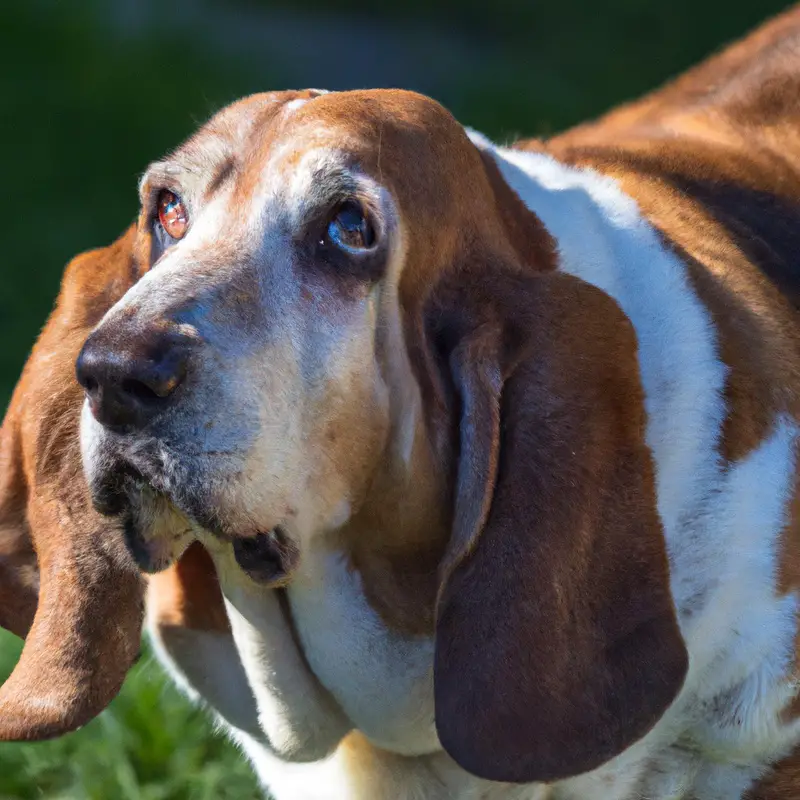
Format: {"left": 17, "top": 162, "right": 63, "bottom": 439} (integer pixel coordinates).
{"left": 76, "top": 327, "right": 191, "bottom": 432}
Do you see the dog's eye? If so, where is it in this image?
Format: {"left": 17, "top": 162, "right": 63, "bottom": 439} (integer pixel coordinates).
{"left": 325, "top": 201, "right": 375, "bottom": 252}
{"left": 157, "top": 190, "right": 189, "bottom": 240}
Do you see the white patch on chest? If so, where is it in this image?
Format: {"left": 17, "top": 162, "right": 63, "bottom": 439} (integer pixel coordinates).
{"left": 287, "top": 547, "right": 439, "bottom": 756}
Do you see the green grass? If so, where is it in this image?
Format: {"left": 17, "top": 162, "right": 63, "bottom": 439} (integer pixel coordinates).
{"left": 0, "top": 630, "right": 262, "bottom": 800}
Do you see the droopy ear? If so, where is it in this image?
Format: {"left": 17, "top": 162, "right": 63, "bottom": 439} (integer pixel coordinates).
{"left": 0, "top": 226, "right": 147, "bottom": 739}
{"left": 432, "top": 267, "right": 688, "bottom": 783}
{"left": 0, "top": 423, "right": 37, "bottom": 639}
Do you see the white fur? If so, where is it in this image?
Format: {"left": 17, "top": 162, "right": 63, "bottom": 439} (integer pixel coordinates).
{"left": 147, "top": 614, "right": 263, "bottom": 739}
{"left": 208, "top": 541, "right": 352, "bottom": 763}
{"left": 287, "top": 546, "right": 439, "bottom": 756}
{"left": 283, "top": 98, "right": 308, "bottom": 114}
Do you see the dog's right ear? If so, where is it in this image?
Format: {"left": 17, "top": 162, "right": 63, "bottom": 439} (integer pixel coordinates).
{"left": 0, "top": 226, "right": 149, "bottom": 740}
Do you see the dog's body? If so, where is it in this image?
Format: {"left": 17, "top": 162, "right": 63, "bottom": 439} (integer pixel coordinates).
{"left": 3, "top": 8, "right": 800, "bottom": 800}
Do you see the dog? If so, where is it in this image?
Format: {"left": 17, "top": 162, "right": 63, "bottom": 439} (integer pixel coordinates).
{"left": 3, "top": 7, "right": 800, "bottom": 799}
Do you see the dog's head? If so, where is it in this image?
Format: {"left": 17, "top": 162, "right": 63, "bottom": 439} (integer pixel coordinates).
{"left": 2, "top": 89, "right": 687, "bottom": 782}
{"left": 77, "top": 89, "right": 532, "bottom": 580}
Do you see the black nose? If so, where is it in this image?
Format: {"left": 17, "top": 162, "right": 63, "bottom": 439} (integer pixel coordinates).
{"left": 76, "top": 327, "right": 191, "bottom": 432}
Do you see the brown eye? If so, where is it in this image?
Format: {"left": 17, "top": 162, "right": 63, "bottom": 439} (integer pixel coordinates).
{"left": 157, "top": 189, "right": 188, "bottom": 240}
{"left": 326, "top": 201, "right": 375, "bottom": 252}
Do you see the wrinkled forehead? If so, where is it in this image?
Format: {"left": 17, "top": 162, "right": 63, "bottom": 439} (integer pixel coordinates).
{"left": 145, "top": 89, "right": 480, "bottom": 220}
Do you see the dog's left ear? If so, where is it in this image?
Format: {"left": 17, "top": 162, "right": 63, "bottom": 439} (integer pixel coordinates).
{"left": 429, "top": 264, "right": 688, "bottom": 783}
{"left": 0, "top": 227, "right": 146, "bottom": 740}
{"left": 0, "top": 426, "right": 38, "bottom": 639}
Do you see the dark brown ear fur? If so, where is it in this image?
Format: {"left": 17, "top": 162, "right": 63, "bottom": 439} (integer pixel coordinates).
{"left": 430, "top": 265, "right": 688, "bottom": 783}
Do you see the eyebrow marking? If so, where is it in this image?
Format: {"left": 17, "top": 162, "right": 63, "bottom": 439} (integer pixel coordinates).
{"left": 284, "top": 98, "right": 308, "bottom": 114}
{"left": 205, "top": 156, "right": 237, "bottom": 198}
{"left": 156, "top": 161, "right": 191, "bottom": 177}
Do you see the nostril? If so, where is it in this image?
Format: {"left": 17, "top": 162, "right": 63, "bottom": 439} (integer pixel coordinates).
{"left": 120, "top": 378, "right": 161, "bottom": 404}
{"left": 82, "top": 375, "right": 99, "bottom": 395}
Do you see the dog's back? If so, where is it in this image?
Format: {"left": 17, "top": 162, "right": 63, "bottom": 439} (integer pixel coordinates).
{"left": 542, "top": 5, "right": 800, "bottom": 309}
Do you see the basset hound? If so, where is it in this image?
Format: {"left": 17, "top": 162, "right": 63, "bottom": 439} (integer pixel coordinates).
{"left": 3, "top": 7, "right": 800, "bottom": 799}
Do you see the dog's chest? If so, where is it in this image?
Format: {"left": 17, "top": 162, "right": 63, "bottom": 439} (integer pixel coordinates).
{"left": 287, "top": 548, "right": 440, "bottom": 756}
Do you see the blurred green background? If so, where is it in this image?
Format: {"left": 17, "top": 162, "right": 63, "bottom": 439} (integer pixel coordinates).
{"left": 0, "top": 0, "right": 793, "bottom": 797}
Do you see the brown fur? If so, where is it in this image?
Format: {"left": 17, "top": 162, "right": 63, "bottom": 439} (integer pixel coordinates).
{"left": 148, "top": 542, "right": 229, "bottom": 633}
{"left": 342, "top": 122, "right": 558, "bottom": 637}
{"left": 0, "top": 227, "right": 145, "bottom": 739}
{"left": 538, "top": 6, "right": 800, "bottom": 791}
{"left": 541, "top": 3, "right": 800, "bottom": 462}
{"left": 430, "top": 265, "right": 687, "bottom": 782}
{"left": 746, "top": 746, "right": 800, "bottom": 799}
{"left": 539, "top": 3, "right": 800, "bottom": 464}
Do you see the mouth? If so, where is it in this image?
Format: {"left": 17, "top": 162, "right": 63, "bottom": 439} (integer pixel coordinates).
{"left": 87, "top": 457, "right": 192, "bottom": 572}
{"left": 91, "top": 458, "right": 298, "bottom": 584}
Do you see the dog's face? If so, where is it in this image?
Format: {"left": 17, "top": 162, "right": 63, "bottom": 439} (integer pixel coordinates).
{"left": 78, "top": 89, "right": 496, "bottom": 579}
{"left": 72, "top": 88, "right": 688, "bottom": 783}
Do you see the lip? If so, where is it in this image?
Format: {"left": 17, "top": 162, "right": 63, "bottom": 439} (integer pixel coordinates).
{"left": 90, "top": 451, "right": 297, "bottom": 584}
{"left": 122, "top": 511, "right": 185, "bottom": 573}
{"left": 233, "top": 527, "right": 299, "bottom": 586}
{"left": 88, "top": 459, "right": 193, "bottom": 572}
{"left": 90, "top": 461, "right": 147, "bottom": 517}
{"left": 127, "top": 485, "right": 195, "bottom": 571}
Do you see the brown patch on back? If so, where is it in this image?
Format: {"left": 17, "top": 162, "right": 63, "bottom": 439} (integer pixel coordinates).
{"left": 555, "top": 162, "right": 800, "bottom": 465}
{"left": 553, "top": 6, "right": 800, "bottom": 160}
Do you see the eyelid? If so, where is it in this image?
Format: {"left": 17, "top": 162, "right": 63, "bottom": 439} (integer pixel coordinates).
{"left": 140, "top": 162, "right": 191, "bottom": 193}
